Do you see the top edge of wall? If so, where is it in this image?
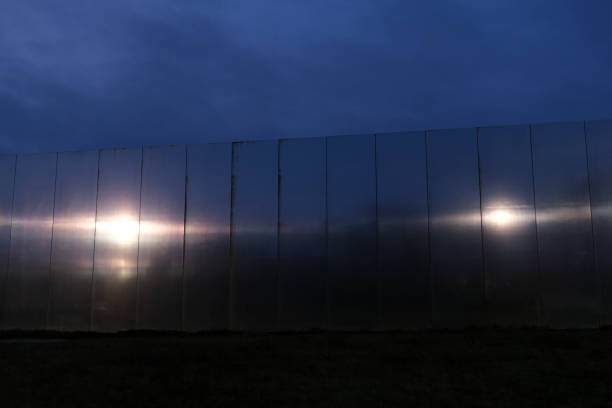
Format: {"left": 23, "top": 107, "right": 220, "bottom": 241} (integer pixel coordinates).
{"left": 2, "top": 118, "right": 611, "bottom": 158}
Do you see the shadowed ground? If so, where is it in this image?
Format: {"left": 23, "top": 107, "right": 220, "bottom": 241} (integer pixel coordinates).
{"left": 1, "top": 330, "right": 611, "bottom": 406}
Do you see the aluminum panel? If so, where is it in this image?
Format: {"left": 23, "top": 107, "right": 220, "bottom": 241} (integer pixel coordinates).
{"left": 478, "top": 126, "right": 539, "bottom": 326}
{"left": 327, "top": 135, "right": 377, "bottom": 329}
{"left": 2, "top": 153, "right": 57, "bottom": 329}
{"left": 532, "top": 122, "right": 598, "bottom": 327}
{"left": 428, "top": 128, "right": 483, "bottom": 328}
{"left": 229, "top": 141, "right": 278, "bottom": 331}
{"left": 90, "top": 148, "right": 142, "bottom": 332}
{"left": 278, "top": 138, "right": 327, "bottom": 330}
{"left": 47, "top": 150, "right": 99, "bottom": 330}
{"left": 585, "top": 120, "right": 612, "bottom": 325}
{"left": 376, "top": 132, "right": 429, "bottom": 329}
{"left": 137, "top": 146, "right": 186, "bottom": 330}
{"left": 0, "top": 155, "right": 16, "bottom": 326}
{"left": 183, "top": 143, "right": 232, "bottom": 331}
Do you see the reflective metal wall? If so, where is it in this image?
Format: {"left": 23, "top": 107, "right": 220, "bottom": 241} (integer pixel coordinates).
{"left": 229, "top": 141, "right": 278, "bottom": 331}
{"left": 585, "top": 120, "right": 612, "bottom": 325}
{"left": 2, "top": 153, "right": 57, "bottom": 329}
{"left": 0, "top": 155, "right": 16, "bottom": 324}
{"left": 428, "top": 128, "right": 483, "bottom": 328}
{"left": 136, "top": 146, "right": 185, "bottom": 330}
{"left": 327, "top": 135, "right": 377, "bottom": 329}
{"left": 478, "top": 126, "right": 539, "bottom": 326}
{"left": 183, "top": 143, "right": 232, "bottom": 331}
{"left": 532, "top": 122, "right": 598, "bottom": 327}
{"left": 278, "top": 138, "right": 327, "bottom": 330}
{"left": 376, "top": 132, "right": 429, "bottom": 329}
{"left": 3, "top": 119, "right": 612, "bottom": 331}
{"left": 47, "top": 150, "right": 99, "bottom": 330}
{"left": 91, "top": 148, "right": 142, "bottom": 332}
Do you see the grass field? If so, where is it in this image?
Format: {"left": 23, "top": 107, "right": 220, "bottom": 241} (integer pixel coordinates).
{"left": 1, "top": 329, "right": 612, "bottom": 407}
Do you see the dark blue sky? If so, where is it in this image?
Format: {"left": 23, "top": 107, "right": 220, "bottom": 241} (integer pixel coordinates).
{"left": 1, "top": 1, "right": 611, "bottom": 154}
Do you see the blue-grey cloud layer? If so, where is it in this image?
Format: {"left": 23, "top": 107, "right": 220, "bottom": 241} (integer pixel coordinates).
{"left": 1, "top": 0, "right": 611, "bottom": 153}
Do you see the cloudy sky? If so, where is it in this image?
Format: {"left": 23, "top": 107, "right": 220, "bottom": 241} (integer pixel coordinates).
{"left": 1, "top": 0, "right": 611, "bottom": 154}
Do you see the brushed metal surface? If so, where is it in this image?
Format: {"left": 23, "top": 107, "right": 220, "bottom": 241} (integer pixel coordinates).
{"left": 136, "top": 146, "right": 186, "bottom": 330}
{"left": 376, "top": 132, "right": 430, "bottom": 329}
{"left": 0, "top": 155, "right": 16, "bottom": 326}
{"left": 2, "top": 119, "right": 611, "bottom": 331}
{"left": 229, "top": 141, "right": 278, "bottom": 331}
{"left": 585, "top": 120, "right": 612, "bottom": 324}
{"left": 478, "top": 125, "right": 539, "bottom": 326}
{"left": 327, "top": 135, "right": 377, "bottom": 329}
{"left": 2, "top": 153, "right": 57, "bottom": 329}
{"left": 278, "top": 137, "right": 327, "bottom": 330}
{"left": 183, "top": 143, "right": 232, "bottom": 331}
{"left": 532, "top": 122, "right": 598, "bottom": 327}
{"left": 47, "top": 150, "right": 99, "bottom": 330}
{"left": 90, "top": 148, "right": 142, "bottom": 332}
{"left": 428, "top": 128, "right": 483, "bottom": 328}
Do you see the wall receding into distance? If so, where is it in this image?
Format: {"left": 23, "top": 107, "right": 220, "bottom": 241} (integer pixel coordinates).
{"left": 1, "top": 120, "right": 611, "bottom": 331}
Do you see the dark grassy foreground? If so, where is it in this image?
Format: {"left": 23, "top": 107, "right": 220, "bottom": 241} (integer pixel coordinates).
{"left": 1, "top": 330, "right": 612, "bottom": 407}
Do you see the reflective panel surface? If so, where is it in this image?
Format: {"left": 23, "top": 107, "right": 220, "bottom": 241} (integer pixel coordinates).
{"left": 0, "top": 155, "right": 16, "bottom": 326}
{"left": 327, "top": 135, "right": 377, "bottom": 329}
{"left": 532, "top": 122, "right": 598, "bottom": 327}
{"left": 2, "top": 120, "right": 612, "bottom": 331}
{"left": 229, "top": 141, "right": 278, "bottom": 330}
{"left": 585, "top": 120, "right": 612, "bottom": 324}
{"left": 428, "top": 128, "right": 483, "bottom": 328}
{"left": 278, "top": 138, "right": 327, "bottom": 330}
{"left": 137, "top": 146, "right": 185, "bottom": 330}
{"left": 376, "top": 132, "right": 429, "bottom": 329}
{"left": 183, "top": 143, "right": 232, "bottom": 331}
{"left": 47, "top": 150, "right": 99, "bottom": 330}
{"left": 3, "top": 153, "right": 57, "bottom": 329}
{"left": 91, "top": 148, "right": 142, "bottom": 332}
{"left": 478, "top": 126, "right": 539, "bottom": 326}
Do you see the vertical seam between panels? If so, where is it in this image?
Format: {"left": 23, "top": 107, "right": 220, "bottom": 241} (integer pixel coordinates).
{"left": 135, "top": 146, "right": 144, "bottom": 329}
{"left": 374, "top": 134, "right": 381, "bottom": 330}
{"left": 45, "top": 152, "right": 59, "bottom": 330}
{"left": 1, "top": 155, "right": 18, "bottom": 327}
{"left": 88, "top": 150, "right": 101, "bottom": 331}
{"left": 529, "top": 125, "right": 543, "bottom": 327}
{"left": 180, "top": 146, "right": 188, "bottom": 331}
{"left": 228, "top": 143, "right": 236, "bottom": 330}
{"left": 583, "top": 121, "right": 601, "bottom": 326}
{"left": 324, "top": 137, "right": 330, "bottom": 329}
{"left": 276, "top": 140, "right": 281, "bottom": 330}
{"left": 323, "top": 137, "right": 331, "bottom": 374}
{"left": 476, "top": 128, "right": 487, "bottom": 325}
{"left": 425, "top": 131, "right": 433, "bottom": 328}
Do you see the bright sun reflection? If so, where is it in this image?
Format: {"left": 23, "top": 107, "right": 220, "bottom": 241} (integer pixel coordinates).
{"left": 118, "top": 258, "right": 131, "bottom": 279}
{"left": 96, "top": 215, "right": 140, "bottom": 246}
{"left": 488, "top": 209, "right": 513, "bottom": 227}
